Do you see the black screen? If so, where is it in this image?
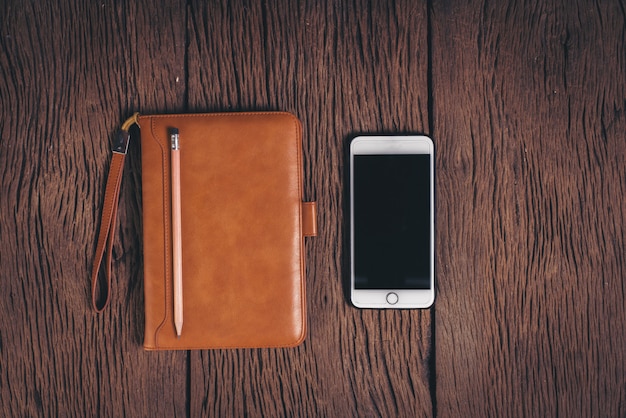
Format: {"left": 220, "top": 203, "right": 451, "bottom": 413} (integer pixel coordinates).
{"left": 353, "top": 154, "right": 431, "bottom": 289}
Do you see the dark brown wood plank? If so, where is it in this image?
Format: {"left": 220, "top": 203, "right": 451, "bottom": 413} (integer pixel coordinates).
{"left": 0, "top": 1, "right": 187, "bottom": 416}
{"left": 6, "top": 0, "right": 622, "bottom": 415}
{"left": 431, "top": 0, "right": 626, "bottom": 416}
{"left": 186, "top": 0, "right": 432, "bottom": 416}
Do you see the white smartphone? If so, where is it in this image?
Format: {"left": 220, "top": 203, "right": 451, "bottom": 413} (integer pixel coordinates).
{"left": 350, "top": 135, "right": 435, "bottom": 309}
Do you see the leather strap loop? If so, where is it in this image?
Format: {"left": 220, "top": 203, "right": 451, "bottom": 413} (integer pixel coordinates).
{"left": 91, "top": 152, "right": 126, "bottom": 312}
{"left": 91, "top": 113, "right": 139, "bottom": 312}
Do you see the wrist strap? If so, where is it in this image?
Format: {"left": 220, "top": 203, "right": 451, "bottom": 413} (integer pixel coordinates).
{"left": 91, "top": 113, "right": 139, "bottom": 312}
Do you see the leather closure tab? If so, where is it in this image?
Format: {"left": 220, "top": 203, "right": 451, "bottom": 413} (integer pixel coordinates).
{"left": 301, "top": 201, "right": 318, "bottom": 237}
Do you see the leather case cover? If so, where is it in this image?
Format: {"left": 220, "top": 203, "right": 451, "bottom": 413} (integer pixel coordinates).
{"left": 139, "top": 112, "right": 316, "bottom": 350}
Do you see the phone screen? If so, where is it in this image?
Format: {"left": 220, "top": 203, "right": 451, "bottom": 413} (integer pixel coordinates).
{"left": 353, "top": 154, "right": 431, "bottom": 289}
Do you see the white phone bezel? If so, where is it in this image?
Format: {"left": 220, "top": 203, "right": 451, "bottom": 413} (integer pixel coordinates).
{"left": 350, "top": 135, "right": 435, "bottom": 309}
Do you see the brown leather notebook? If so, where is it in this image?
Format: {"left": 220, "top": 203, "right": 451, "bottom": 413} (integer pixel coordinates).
{"left": 137, "top": 112, "right": 317, "bottom": 350}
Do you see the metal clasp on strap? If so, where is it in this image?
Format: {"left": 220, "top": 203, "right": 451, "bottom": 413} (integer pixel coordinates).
{"left": 112, "top": 112, "right": 140, "bottom": 154}
{"left": 112, "top": 130, "right": 130, "bottom": 154}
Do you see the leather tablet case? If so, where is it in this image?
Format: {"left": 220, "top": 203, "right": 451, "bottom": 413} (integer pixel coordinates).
{"left": 138, "top": 112, "right": 317, "bottom": 350}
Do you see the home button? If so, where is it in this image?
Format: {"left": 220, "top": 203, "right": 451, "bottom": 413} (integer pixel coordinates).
{"left": 386, "top": 292, "right": 399, "bottom": 305}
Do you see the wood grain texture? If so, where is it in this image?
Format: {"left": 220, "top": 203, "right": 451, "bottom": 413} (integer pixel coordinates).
{"left": 2, "top": 0, "right": 624, "bottom": 416}
{"left": 0, "top": 0, "right": 187, "bottom": 416}
{"left": 431, "top": 0, "right": 626, "bottom": 416}
{"left": 186, "top": 0, "right": 432, "bottom": 416}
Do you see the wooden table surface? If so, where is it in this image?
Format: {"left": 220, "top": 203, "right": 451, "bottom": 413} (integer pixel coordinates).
{"left": 1, "top": 0, "right": 624, "bottom": 416}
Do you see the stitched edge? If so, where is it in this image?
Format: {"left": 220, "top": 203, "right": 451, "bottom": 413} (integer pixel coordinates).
{"left": 292, "top": 113, "right": 307, "bottom": 346}
{"left": 140, "top": 116, "right": 171, "bottom": 346}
